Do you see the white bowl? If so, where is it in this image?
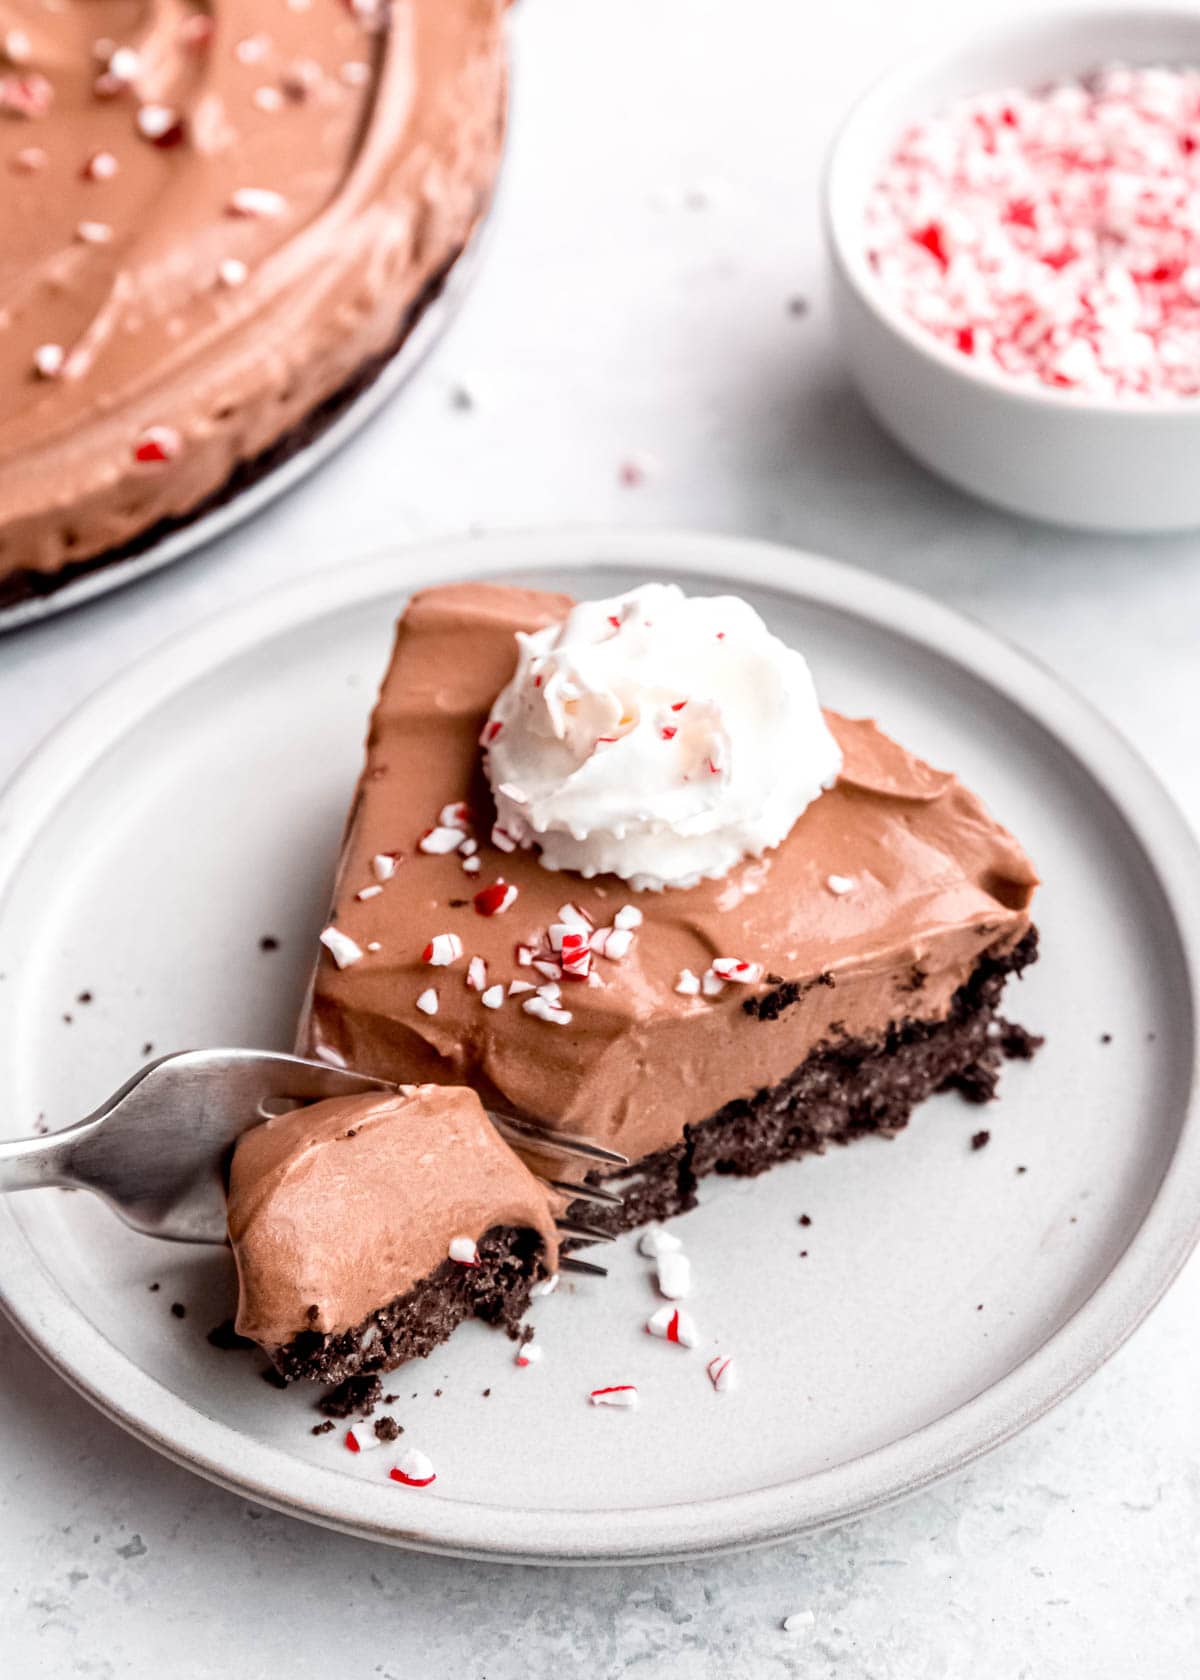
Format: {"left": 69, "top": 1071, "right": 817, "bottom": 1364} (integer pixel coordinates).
{"left": 824, "top": 8, "right": 1200, "bottom": 532}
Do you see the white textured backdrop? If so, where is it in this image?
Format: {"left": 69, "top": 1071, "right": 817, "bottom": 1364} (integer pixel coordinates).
{"left": 2, "top": 1, "right": 1198, "bottom": 1674}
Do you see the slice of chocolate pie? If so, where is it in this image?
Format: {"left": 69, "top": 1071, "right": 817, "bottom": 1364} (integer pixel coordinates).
{"left": 299, "top": 580, "right": 1039, "bottom": 1234}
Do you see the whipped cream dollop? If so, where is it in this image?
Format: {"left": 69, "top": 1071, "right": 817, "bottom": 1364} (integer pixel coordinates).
{"left": 483, "top": 583, "right": 843, "bottom": 889}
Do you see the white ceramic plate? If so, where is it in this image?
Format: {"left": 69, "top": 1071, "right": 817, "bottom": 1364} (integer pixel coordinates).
{"left": 0, "top": 529, "right": 1197, "bottom": 1565}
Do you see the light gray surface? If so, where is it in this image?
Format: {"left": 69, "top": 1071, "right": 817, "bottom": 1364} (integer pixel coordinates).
{"left": 1, "top": 0, "right": 1197, "bottom": 1670}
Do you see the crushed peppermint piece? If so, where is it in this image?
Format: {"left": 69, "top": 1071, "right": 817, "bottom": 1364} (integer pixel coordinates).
{"left": 12, "top": 145, "right": 46, "bottom": 171}
{"left": 340, "top": 59, "right": 371, "bottom": 87}
{"left": 561, "top": 941, "right": 592, "bottom": 981}
{"left": 466, "top": 956, "right": 487, "bottom": 991}
{"left": 531, "top": 1273, "right": 559, "bottom": 1297}
{"left": 355, "top": 884, "right": 382, "bottom": 901}
{"left": 474, "top": 881, "right": 518, "bottom": 916}
{"left": 531, "top": 958, "right": 563, "bottom": 981}
{"left": 320, "top": 925, "right": 363, "bottom": 969}
{"left": 390, "top": 1448, "right": 436, "bottom": 1487}
{"left": 253, "top": 84, "right": 283, "bottom": 112}
{"left": 107, "top": 46, "right": 142, "bottom": 82}
{"left": 701, "top": 970, "right": 726, "bottom": 998}
{"left": 535, "top": 981, "right": 562, "bottom": 1002}
{"left": 523, "top": 995, "right": 572, "bottom": 1026}
{"left": 480, "top": 984, "right": 504, "bottom": 1009}
{"left": 438, "top": 801, "right": 471, "bottom": 831}
{"left": 366, "top": 941, "right": 381, "bottom": 953}
{"left": 418, "top": 826, "right": 466, "bottom": 855}
{"left": 480, "top": 719, "right": 503, "bottom": 746}
{"left": 675, "top": 968, "right": 700, "bottom": 996}
{"left": 462, "top": 856, "right": 481, "bottom": 875}
{"left": 3, "top": 29, "right": 32, "bottom": 64}
{"left": 590, "top": 926, "right": 634, "bottom": 960}
{"left": 422, "top": 933, "right": 463, "bottom": 967}
{"left": 228, "top": 186, "right": 286, "bottom": 220}
{"left": 459, "top": 837, "right": 479, "bottom": 857}
{"left": 218, "top": 256, "right": 248, "bottom": 288}
{"left": 646, "top": 1305, "right": 700, "bottom": 1347}
{"left": 656, "top": 1250, "right": 692, "bottom": 1300}
{"left": 235, "top": 33, "right": 271, "bottom": 65}
{"left": 33, "top": 343, "right": 63, "bottom": 379}
{"left": 508, "top": 979, "right": 534, "bottom": 996}
{"left": 710, "top": 957, "right": 763, "bottom": 983}
{"left": 589, "top": 1384, "right": 639, "bottom": 1408}
{"left": 515, "top": 945, "right": 533, "bottom": 967}
{"left": 515, "top": 1342, "right": 543, "bottom": 1367}
{"left": 491, "top": 823, "right": 517, "bottom": 853}
{"left": 638, "top": 1225, "right": 683, "bottom": 1259}
{"left": 613, "top": 905, "right": 643, "bottom": 931}
{"left": 371, "top": 852, "right": 401, "bottom": 881}
{"left": 132, "top": 424, "right": 181, "bottom": 465}
{"left": 706, "top": 1354, "right": 738, "bottom": 1393}
{"left": 76, "top": 219, "right": 113, "bottom": 243}
{"left": 0, "top": 71, "right": 52, "bottom": 117}
{"left": 448, "top": 1235, "right": 478, "bottom": 1266}
{"left": 415, "top": 988, "right": 439, "bottom": 1016}
{"left": 826, "top": 874, "right": 855, "bottom": 896}
{"left": 782, "top": 1611, "right": 814, "bottom": 1634}
{"left": 557, "top": 903, "right": 591, "bottom": 930}
{"left": 136, "top": 103, "right": 183, "bottom": 145}
{"left": 82, "top": 150, "right": 119, "bottom": 180}
{"left": 344, "top": 1421, "right": 383, "bottom": 1453}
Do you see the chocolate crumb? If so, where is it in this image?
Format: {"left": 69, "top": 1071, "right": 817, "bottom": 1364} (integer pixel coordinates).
{"left": 787, "top": 294, "right": 809, "bottom": 317}
{"left": 77, "top": 990, "right": 93, "bottom": 1004}
{"left": 311, "top": 1420, "right": 335, "bottom": 1436}
{"left": 799, "top": 1214, "right": 812, "bottom": 1227}
{"left": 170, "top": 1302, "right": 186, "bottom": 1319}
{"left": 207, "top": 1317, "right": 254, "bottom": 1351}
{"left": 62, "top": 1013, "right": 72, "bottom": 1025}
{"left": 319, "top": 1373, "right": 383, "bottom": 1417}
{"left": 261, "top": 1366, "right": 289, "bottom": 1389}
{"left": 998, "top": 1020, "right": 1043, "bottom": 1060}
{"left": 433, "top": 1388, "right": 443, "bottom": 1398}
{"left": 1016, "top": 1165, "right": 1028, "bottom": 1175}
{"left": 259, "top": 935, "right": 279, "bottom": 952}
{"left": 976, "top": 1303, "right": 983, "bottom": 1311}
{"left": 384, "top": 1393, "right": 398, "bottom": 1404}
{"left": 799, "top": 1250, "right": 808, "bottom": 1258}
{"left": 482, "top": 1388, "right": 491, "bottom": 1398}
{"left": 373, "top": 1416, "right": 402, "bottom": 1442}
{"left": 1100, "top": 1032, "right": 1112, "bottom": 1044}
{"left": 148, "top": 1282, "right": 160, "bottom": 1293}
{"left": 141, "top": 1042, "right": 154, "bottom": 1056}
{"left": 448, "top": 898, "right": 468, "bottom": 909}
{"left": 971, "top": 1130, "right": 990, "bottom": 1151}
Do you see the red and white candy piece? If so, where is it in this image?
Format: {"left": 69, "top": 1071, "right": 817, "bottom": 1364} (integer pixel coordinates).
{"left": 480, "top": 984, "right": 504, "bottom": 1010}
{"left": 474, "top": 881, "right": 518, "bottom": 916}
{"left": 227, "top": 186, "right": 287, "bottom": 219}
{"left": 466, "top": 956, "right": 487, "bottom": 991}
{"left": 508, "top": 979, "right": 534, "bottom": 997}
{"left": 491, "top": 823, "right": 517, "bottom": 853}
{"left": 706, "top": 1354, "right": 738, "bottom": 1394}
{"left": 531, "top": 958, "right": 563, "bottom": 981}
{"left": 646, "top": 1305, "right": 699, "bottom": 1347}
{"left": 462, "top": 857, "right": 481, "bottom": 876}
{"left": 422, "top": 933, "right": 463, "bottom": 967}
{"left": 589, "top": 1384, "right": 639, "bottom": 1409}
{"left": 320, "top": 925, "right": 363, "bottom": 969}
{"left": 448, "top": 1235, "right": 478, "bottom": 1266}
{"left": 418, "top": 826, "right": 466, "bottom": 855}
{"left": 479, "top": 719, "right": 503, "bottom": 747}
{"left": 674, "top": 969, "right": 700, "bottom": 997}
{"left": 556, "top": 903, "right": 591, "bottom": 931}
{"left": 590, "top": 927, "right": 634, "bottom": 960}
{"left": 344, "top": 1420, "right": 383, "bottom": 1453}
{"left": 0, "top": 71, "right": 53, "bottom": 117}
{"left": 613, "top": 905, "right": 643, "bottom": 932}
{"left": 133, "top": 424, "right": 181, "bottom": 465}
{"left": 530, "top": 1273, "right": 559, "bottom": 1298}
{"left": 355, "top": 884, "right": 381, "bottom": 901}
{"left": 415, "top": 988, "right": 438, "bottom": 1016}
{"left": 522, "top": 996, "right": 572, "bottom": 1026}
{"left": 390, "top": 1448, "right": 436, "bottom": 1487}
{"left": 371, "top": 851, "right": 401, "bottom": 882}
{"left": 33, "top": 343, "right": 63, "bottom": 379}
{"left": 701, "top": 971, "right": 725, "bottom": 997}
{"left": 655, "top": 1250, "right": 692, "bottom": 1300}
{"left": 136, "top": 102, "right": 183, "bottom": 145}
{"left": 710, "top": 957, "right": 764, "bottom": 984}
{"left": 438, "top": 801, "right": 471, "bottom": 831}
{"left": 515, "top": 1342, "right": 543, "bottom": 1367}
{"left": 82, "top": 149, "right": 119, "bottom": 180}
{"left": 638, "top": 1225, "right": 682, "bottom": 1259}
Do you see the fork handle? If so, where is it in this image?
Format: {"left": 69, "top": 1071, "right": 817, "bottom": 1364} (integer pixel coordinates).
{"left": 0, "top": 1129, "right": 81, "bottom": 1193}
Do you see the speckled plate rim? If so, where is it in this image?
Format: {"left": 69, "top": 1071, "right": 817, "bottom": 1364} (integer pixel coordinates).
{"left": 1, "top": 527, "right": 1198, "bottom": 1565}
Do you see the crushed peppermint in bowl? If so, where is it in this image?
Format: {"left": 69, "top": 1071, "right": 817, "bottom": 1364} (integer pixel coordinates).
{"left": 824, "top": 10, "right": 1200, "bottom": 531}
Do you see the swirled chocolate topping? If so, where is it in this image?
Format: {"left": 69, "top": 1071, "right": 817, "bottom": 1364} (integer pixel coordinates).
{"left": 299, "top": 583, "right": 1038, "bottom": 1167}
{"left": 0, "top": 0, "right": 505, "bottom": 586}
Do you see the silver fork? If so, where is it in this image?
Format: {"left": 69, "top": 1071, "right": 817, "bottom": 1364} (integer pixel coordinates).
{"left": 0, "top": 1049, "right": 626, "bottom": 1273}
